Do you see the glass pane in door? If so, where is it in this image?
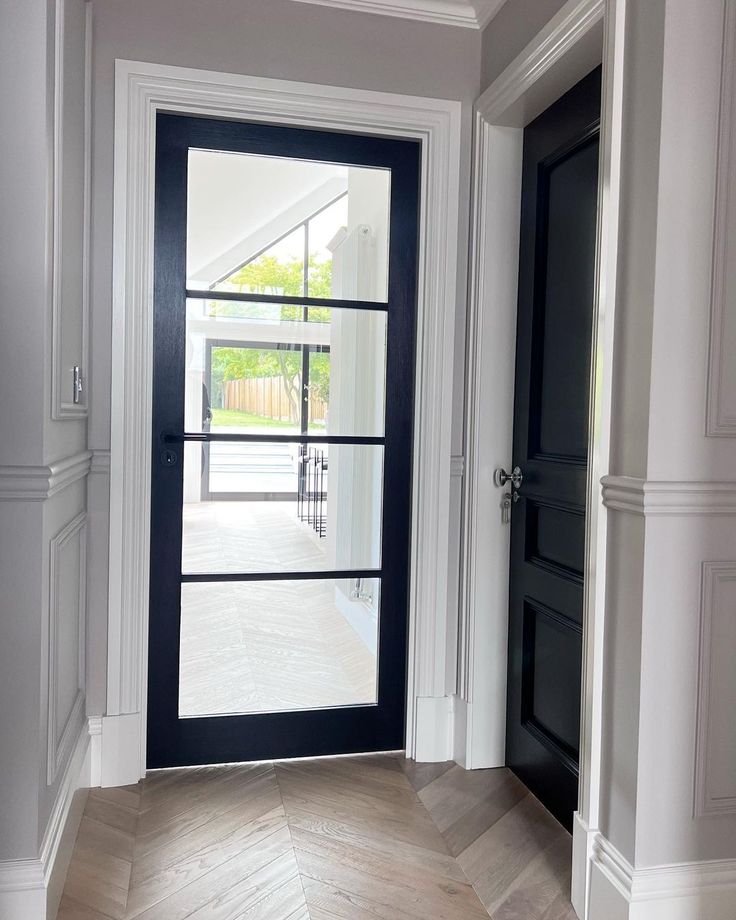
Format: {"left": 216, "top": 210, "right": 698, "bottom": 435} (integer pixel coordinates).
{"left": 186, "top": 149, "right": 391, "bottom": 302}
{"left": 179, "top": 577, "right": 380, "bottom": 716}
{"left": 181, "top": 442, "right": 384, "bottom": 574}
{"left": 185, "top": 302, "right": 387, "bottom": 437}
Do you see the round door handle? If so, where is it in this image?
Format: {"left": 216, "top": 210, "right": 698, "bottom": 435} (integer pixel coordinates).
{"left": 494, "top": 466, "right": 523, "bottom": 489}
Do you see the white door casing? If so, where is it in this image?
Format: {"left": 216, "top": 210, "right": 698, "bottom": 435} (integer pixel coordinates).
{"left": 105, "top": 61, "right": 462, "bottom": 784}
{"left": 458, "top": 0, "right": 623, "bottom": 916}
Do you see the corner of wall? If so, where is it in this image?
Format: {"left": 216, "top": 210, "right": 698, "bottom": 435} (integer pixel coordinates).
{"left": 0, "top": 718, "right": 91, "bottom": 920}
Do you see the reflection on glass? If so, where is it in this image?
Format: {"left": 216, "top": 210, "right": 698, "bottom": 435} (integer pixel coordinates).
{"left": 181, "top": 443, "right": 384, "bottom": 573}
{"left": 184, "top": 301, "right": 386, "bottom": 436}
{"left": 178, "top": 578, "right": 380, "bottom": 716}
{"left": 187, "top": 149, "right": 390, "bottom": 302}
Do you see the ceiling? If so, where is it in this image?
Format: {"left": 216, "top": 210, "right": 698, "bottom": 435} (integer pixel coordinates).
{"left": 187, "top": 150, "right": 348, "bottom": 284}
{"left": 288, "top": 0, "right": 509, "bottom": 29}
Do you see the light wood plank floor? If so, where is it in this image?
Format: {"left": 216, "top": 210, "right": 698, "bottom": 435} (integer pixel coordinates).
{"left": 57, "top": 755, "right": 576, "bottom": 920}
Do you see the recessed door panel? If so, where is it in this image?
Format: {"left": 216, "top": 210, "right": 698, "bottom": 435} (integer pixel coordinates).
{"left": 532, "top": 138, "right": 599, "bottom": 462}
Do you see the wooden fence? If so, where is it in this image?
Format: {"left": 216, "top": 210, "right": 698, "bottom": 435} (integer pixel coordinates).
{"left": 223, "top": 375, "right": 327, "bottom": 423}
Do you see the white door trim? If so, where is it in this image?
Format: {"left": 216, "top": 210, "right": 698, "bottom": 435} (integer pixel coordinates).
{"left": 459, "top": 1, "right": 625, "bottom": 917}
{"left": 105, "top": 59, "right": 462, "bottom": 785}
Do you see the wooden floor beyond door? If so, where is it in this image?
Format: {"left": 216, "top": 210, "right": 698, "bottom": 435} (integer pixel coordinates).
{"left": 57, "top": 754, "right": 576, "bottom": 920}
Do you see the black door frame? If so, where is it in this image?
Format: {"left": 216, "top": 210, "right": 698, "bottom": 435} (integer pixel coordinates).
{"left": 148, "top": 113, "right": 420, "bottom": 768}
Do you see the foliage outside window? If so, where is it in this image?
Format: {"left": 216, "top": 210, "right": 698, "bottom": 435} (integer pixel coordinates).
{"left": 208, "top": 200, "right": 342, "bottom": 426}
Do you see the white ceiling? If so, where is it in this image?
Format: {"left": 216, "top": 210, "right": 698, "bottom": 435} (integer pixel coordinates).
{"left": 288, "top": 0, "right": 508, "bottom": 29}
{"left": 187, "top": 150, "right": 348, "bottom": 281}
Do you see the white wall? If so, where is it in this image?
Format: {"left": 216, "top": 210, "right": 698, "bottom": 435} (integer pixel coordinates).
{"left": 587, "top": 0, "right": 736, "bottom": 915}
{"left": 0, "top": 0, "right": 91, "bottom": 913}
{"left": 86, "top": 0, "right": 480, "bottom": 720}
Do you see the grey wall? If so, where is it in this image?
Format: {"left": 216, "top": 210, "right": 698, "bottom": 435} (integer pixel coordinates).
{"left": 599, "top": 0, "right": 736, "bottom": 867}
{"left": 85, "top": 0, "right": 481, "bottom": 716}
{"left": 480, "top": 0, "right": 570, "bottom": 92}
{"left": 0, "top": 0, "right": 90, "bottom": 866}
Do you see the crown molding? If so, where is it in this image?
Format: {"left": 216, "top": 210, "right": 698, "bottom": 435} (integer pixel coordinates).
{"left": 288, "top": 0, "right": 507, "bottom": 29}
{"left": 601, "top": 475, "right": 736, "bottom": 515}
{"left": 475, "top": 0, "right": 603, "bottom": 122}
{"left": 0, "top": 450, "right": 92, "bottom": 501}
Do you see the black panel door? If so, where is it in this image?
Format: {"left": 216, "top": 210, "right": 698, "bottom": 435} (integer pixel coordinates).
{"left": 148, "top": 114, "right": 420, "bottom": 768}
{"left": 506, "top": 67, "right": 601, "bottom": 829}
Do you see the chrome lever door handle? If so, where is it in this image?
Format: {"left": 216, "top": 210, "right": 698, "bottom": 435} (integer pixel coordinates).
{"left": 494, "top": 466, "right": 523, "bottom": 490}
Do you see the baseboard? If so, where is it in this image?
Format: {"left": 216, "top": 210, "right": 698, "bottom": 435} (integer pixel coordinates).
{"left": 452, "top": 697, "right": 506, "bottom": 769}
{"left": 572, "top": 812, "right": 594, "bottom": 918}
{"left": 100, "top": 712, "right": 143, "bottom": 787}
{"left": 0, "top": 719, "right": 90, "bottom": 920}
{"left": 333, "top": 586, "right": 377, "bottom": 655}
{"left": 452, "top": 694, "right": 469, "bottom": 767}
{"left": 88, "top": 716, "right": 102, "bottom": 787}
{"left": 413, "top": 694, "right": 454, "bottom": 762}
{"left": 589, "top": 833, "right": 736, "bottom": 920}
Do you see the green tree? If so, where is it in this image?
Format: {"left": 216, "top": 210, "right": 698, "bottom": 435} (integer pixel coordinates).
{"left": 208, "top": 249, "right": 332, "bottom": 423}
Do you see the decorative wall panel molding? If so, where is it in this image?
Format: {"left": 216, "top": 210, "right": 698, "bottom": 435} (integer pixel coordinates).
{"left": 89, "top": 449, "right": 111, "bottom": 475}
{"left": 706, "top": 0, "right": 736, "bottom": 437}
{"left": 0, "top": 450, "right": 91, "bottom": 501}
{"left": 51, "top": 0, "right": 91, "bottom": 419}
{"left": 47, "top": 512, "right": 87, "bottom": 785}
{"left": 694, "top": 561, "right": 736, "bottom": 817}
{"left": 288, "top": 0, "right": 507, "bottom": 29}
{"left": 602, "top": 475, "right": 736, "bottom": 515}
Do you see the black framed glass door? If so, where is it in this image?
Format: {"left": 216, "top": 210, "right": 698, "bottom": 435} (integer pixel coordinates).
{"left": 148, "top": 113, "right": 420, "bottom": 767}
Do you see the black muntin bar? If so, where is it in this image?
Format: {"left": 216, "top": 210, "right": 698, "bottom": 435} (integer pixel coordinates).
{"left": 186, "top": 288, "right": 388, "bottom": 313}
{"left": 166, "top": 432, "right": 385, "bottom": 446}
{"left": 181, "top": 569, "right": 382, "bottom": 584}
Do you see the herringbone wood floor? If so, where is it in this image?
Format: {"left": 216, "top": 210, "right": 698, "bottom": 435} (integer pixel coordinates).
{"left": 57, "top": 755, "right": 575, "bottom": 920}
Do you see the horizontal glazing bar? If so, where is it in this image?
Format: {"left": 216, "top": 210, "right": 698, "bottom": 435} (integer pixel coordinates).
{"left": 185, "top": 288, "right": 389, "bottom": 312}
{"left": 168, "top": 432, "right": 385, "bottom": 445}
{"left": 180, "top": 569, "right": 382, "bottom": 583}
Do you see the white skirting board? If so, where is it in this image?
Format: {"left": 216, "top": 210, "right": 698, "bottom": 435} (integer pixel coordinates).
{"left": 333, "top": 586, "right": 377, "bottom": 655}
{"left": 0, "top": 720, "right": 91, "bottom": 920}
{"left": 588, "top": 834, "right": 736, "bottom": 920}
{"left": 572, "top": 812, "right": 595, "bottom": 918}
{"left": 99, "top": 712, "right": 143, "bottom": 788}
{"left": 413, "top": 694, "right": 454, "bottom": 762}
